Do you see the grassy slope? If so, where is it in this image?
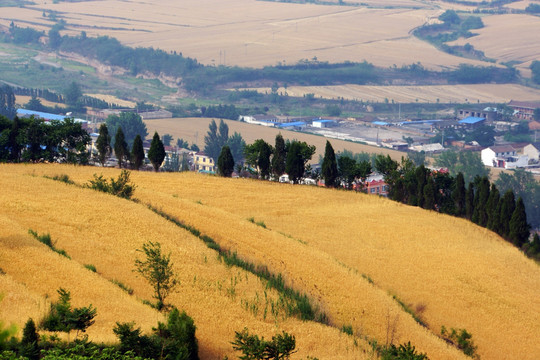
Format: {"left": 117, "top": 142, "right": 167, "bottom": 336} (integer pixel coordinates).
{"left": 3, "top": 164, "right": 540, "bottom": 359}
{"left": 0, "top": 164, "right": 368, "bottom": 359}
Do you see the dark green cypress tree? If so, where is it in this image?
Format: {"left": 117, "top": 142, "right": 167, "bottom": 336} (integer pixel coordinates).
{"left": 452, "top": 172, "right": 466, "bottom": 217}
{"left": 423, "top": 176, "right": 436, "bottom": 210}
{"left": 148, "top": 131, "right": 166, "bottom": 172}
{"left": 509, "top": 197, "right": 530, "bottom": 248}
{"left": 257, "top": 140, "right": 272, "bottom": 180}
{"left": 272, "top": 133, "right": 286, "bottom": 178}
{"left": 114, "top": 126, "right": 129, "bottom": 169}
{"left": 415, "top": 165, "right": 428, "bottom": 208}
{"left": 217, "top": 145, "right": 234, "bottom": 177}
{"left": 96, "top": 123, "right": 111, "bottom": 166}
{"left": 321, "top": 140, "right": 338, "bottom": 187}
{"left": 472, "top": 176, "right": 490, "bottom": 226}
{"left": 131, "top": 134, "right": 145, "bottom": 171}
{"left": 486, "top": 184, "right": 500, "bottom": 231}
{"left": 285, "top": 141, "right": 304, "bottom": 184}
{"left": 465, "top": 182, "right": 475, "bottom": 220}
{"left": 20, "top": 318, "right": 40, "bottom": 360}
{"left": 498, "top": 190, "right": 516, "bottom": 238}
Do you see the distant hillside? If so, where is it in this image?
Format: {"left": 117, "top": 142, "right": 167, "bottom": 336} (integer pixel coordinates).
{"left": 2, "top": 164, "right": 539, "bottom": 359}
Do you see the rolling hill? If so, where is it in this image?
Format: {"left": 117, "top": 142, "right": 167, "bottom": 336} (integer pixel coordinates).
{"left": 1, "top": 163, "right": 539, "bottom": 359}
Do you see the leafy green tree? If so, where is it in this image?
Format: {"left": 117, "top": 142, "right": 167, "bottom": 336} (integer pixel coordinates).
{"left": 106, "top": 112, "right": 148, "bottom": 148}
{"left": 0, "top": 84, "right": 16, "bottom": 119}
{"left": 148, "top": 132, "right": 166, "bottom": 172}
{"left": 272, "top": 133, "right": 287, "bottom": 178}
{"left": 41, "top": 288, "right": 97, "bottom": 340}
{"left": 464, "top": 124, "right": 495, "bottom": 147}
{"left": 434, "top": 150, "right": 489, "bottom": 184}
{"left": 531, "top": 60, "right": 540, "bottom": 85}
{"left": 423, "top": 176, "right": 436, "bottom": 210}
{"left": 338, "top": 155, "right": 359, "bottom": 189}
{"left": 408, "top": 151, "right": 426, "bottom": 166}
{"left": 439, "top": 9, "right": 461, "bottom": 24}
{"left": 509, "top": 197, "right": 530, "bottom": 248}
{"left": 227, "top": 131, "right": 246, "bottom": 165}
{"left": 204, "top": 119, "right": 229, "bottom": 163}
{"left": 231, "top": 328, "right": 296, "bottom": 360}
{"left": 285, "top": 140, "right": 315, "bottom": 184}
{"left": 535, "top": 108, "right": 540, "bottom": 121}
{"left": 162, "top": 133, "right": 173, "bottom": 146}
{"left": 218, "top": 145, "right": 235, "bottom": 177}
{"left": 452, "top": 172, "right": 466, "bottom": 216}
{"left": 177, "top": 138, "right": 189, "bottom": 149}
{"left": 114, "top": 127, "right": 130, "bottom": 169}
{"left": 244, "top": 139, "right": 272, "bottom": 179}
{"left": 381, "top": 342, "right": 428, "bottom": 360}
{"left": 322, "top": 140, "right": 339, "bottom": 187}
{"left": 96, "top": 123, "right": 111, "bottom": 166}
{"left": 131, "top": 134, "right": 145, "bottom": 171}
{"left": 64, "top": 81, "right": 82, "bottom": 106}
{"left": 154, "top": 308, "right": 199, "bottom": 360}
{"left": 134, "top": 241, "right": 178, "bottom": 311}
{"left": 87, "top": 170, "right": 136, "bottom": 199}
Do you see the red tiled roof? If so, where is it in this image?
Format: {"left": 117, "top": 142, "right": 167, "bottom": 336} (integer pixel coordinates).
{"left": 508, "top": 100, "right": 540, "bottom": 110}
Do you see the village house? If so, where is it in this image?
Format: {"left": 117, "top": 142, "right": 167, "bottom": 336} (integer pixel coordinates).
{"left": 193, "top": 152, "right": 215, "bottom": 173}
{"left": 508, "top": 100, "right": 540, "bottom": 121}
{"left": 457, "top": 108, "right": 497, "bottom": 122}
{"left": 523, "top": 143, "right": 540, "bottom": 163}
{"left": 481, "top": 145, "right": 528, "bottom": 169}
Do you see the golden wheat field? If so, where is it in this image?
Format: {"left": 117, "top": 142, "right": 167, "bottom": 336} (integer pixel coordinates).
{"left": 2, "top": 164, "right": 539, "bottom": 360}
{"left": 245, "top": 83, "right": 540, "bottom": 103}
{"left": 1, "top": 0, "right": 490, "bottom": 70}
{"left": 143, "top": 117, "right": 405, "bottom": 163}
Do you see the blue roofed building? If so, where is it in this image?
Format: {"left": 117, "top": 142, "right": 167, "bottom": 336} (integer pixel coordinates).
{"left": 458, "top": 116, "right": 485, "bottom": 129}
{"left": 17, "top": 109, "right": 89, "bottom": 129}
{"left": 278, "top": 121, "right": 306, "bottom": 130}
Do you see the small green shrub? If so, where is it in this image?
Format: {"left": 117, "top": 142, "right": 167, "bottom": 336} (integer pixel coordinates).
{"left": 380, "top": 342, "right": 429, "bottom": 360}
{"left": 110, "top": 280, "right": 134, "bottom": 295}
{"left": 86, "top": 170, "right": 136, "bottom": 199}
{"left": 441, "top": 326, "right": 479, "bottom": 358}
{"left": 341, "top": 325, "right": 353, "bottom": 335}
{"left": 232, "top": 328, "right": 296, "bottom": 360}
{"left": 47, "top": 174, "right": 74, "bottom": 185}
{"left": 28, "top": 230, "right": 70, "bottom": 259}
{"left": 248, "top": 217, "right": 267, "bottom": 229}
{"left": 83, "top": 264, "right": 97, "bottom": 273}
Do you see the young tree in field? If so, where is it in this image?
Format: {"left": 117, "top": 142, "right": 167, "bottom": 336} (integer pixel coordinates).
{"left": 272, "top": 133, "right": 287, "bottom": 178}
{"left": 134, "top": 241, "right": 178, "bottom": 311}
{"left": 509, "top": 197, "right": 530, "bottom": 248}
{"left": 148, "top": 132, "right": 166, "bottom": 172}
{"left": 96, "top": 123, "right": 111, "bottom": 166}
{"left": 218, "top": 145, "right": 235, "bottom": 177}
{"left": 114, "top": 126, "right": 129, "bottom": 168}
{"left": 321, "top": 140, "right": 338, "bottom": 187}
{"left": 452, "top": 172, "right": 466, "bottom": 217}
{"left": 131, "top": 134, "right": 145, "bottom": 171}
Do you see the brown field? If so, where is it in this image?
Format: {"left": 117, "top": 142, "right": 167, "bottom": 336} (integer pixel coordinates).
{"left": 244, "top": 83, "right": 540, "bottom": 103}
{"left": 15, "top": 95, "right": 66, "bottom": 108}
{"left": 144, "top": 117, "right": 405, "bottom": 162}
{"left": 450, "top": 14, "right": 540, "bottom": 77}
{"left": 2, "top": 164, "right": 539, "bottom": 360}
{"left": 85, "top": 94, "right": 137, "bottom": 108}
{"left": 1, "top": 0, "right": 491, "bottom": 70}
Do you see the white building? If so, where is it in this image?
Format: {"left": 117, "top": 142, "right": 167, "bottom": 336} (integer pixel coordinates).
{"left": 523, "top": 143, "right": 540, "bottom": 163}
{"left": 481, "top": 145, "right": 528, "bottom": 169}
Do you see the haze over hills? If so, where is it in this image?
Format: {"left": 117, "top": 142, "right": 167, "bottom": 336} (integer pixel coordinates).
{"left": 1, "top": 164, "right": 539, "bottom": 359}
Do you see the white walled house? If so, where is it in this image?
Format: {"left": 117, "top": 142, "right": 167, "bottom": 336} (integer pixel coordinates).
{"left": 481, "top": 145, "right": 528, "bottom": 169}
{"left": 523, "top": 143, "right": 540, "bottom": 163}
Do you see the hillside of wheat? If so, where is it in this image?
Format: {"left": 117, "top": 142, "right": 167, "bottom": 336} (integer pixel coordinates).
{"left": 1, "top": 164, "right": 539, "bottom": 360}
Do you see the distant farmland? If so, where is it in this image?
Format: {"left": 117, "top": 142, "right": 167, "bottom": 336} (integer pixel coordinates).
{"left": 1, "top": 0, "right": 492, "bottom": 70}
{"left": 246, "top": 83, "right": 540, "bottom": 103}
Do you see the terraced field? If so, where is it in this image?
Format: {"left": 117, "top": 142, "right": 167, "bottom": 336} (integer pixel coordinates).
{"left": 2, "top": 164, "right": 539, "bottom": 359}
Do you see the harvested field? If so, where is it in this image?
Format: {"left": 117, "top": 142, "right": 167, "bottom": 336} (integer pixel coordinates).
{"left": 85, "top": 94, "right": 137, "bottom": 108}
{"left": 144, "top": 117, "right": 405, "bottom": 161}
{"left": 15, "top": 95, "right": 66, "bottom": 108}
{"left": 7, "top": 164, "right": 539, "bottom": 360}
{"left": 1, "top": 0, "right": 490, "bottom": 70}
{"left": 246, "top": 83, "right": 540, "bottom": 103}
{"left": 450, "top": 14, "right": 540, "bottom": 76}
